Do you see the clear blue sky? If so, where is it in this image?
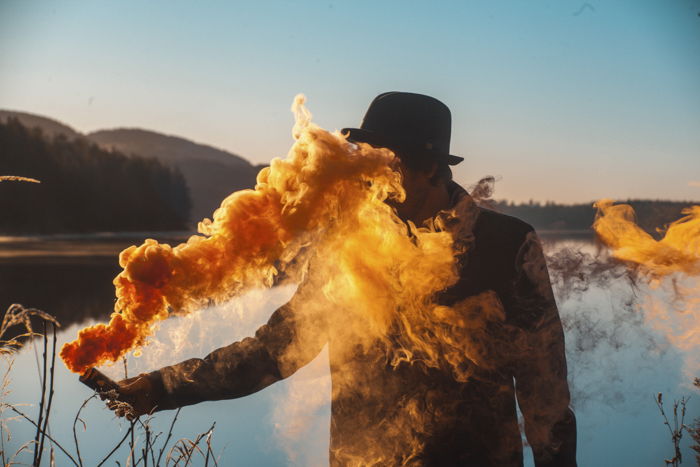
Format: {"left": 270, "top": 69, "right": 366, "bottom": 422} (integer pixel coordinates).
{"left": 1, "top": 0, "right": 699, "bottom": 203}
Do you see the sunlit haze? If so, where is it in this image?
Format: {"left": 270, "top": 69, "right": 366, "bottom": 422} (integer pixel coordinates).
{"left": 1, "top": 0, "right": 698, "bottom": 203}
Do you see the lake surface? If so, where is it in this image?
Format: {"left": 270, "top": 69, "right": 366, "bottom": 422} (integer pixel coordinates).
{"left": 1, "top": 233, "right": 698, "bottom": 466}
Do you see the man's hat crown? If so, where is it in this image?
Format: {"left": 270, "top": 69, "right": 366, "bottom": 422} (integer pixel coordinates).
{"left": 343, "top": 92, "right": 463, "bottom": 166}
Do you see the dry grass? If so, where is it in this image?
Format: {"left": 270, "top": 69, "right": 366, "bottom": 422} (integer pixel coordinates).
{"left": 656, "top": 392, "right": 692, "bottom": 467}
{"left": 0, "top": 176, "right": 40, "bottom": 184}
{"left": 4, "top": 304, "right": 695, "bottom": 465}
{"left": 691, "top": 378, "right": 700, "bottom": 466}
{"left": 0, "top": 304, "right": 219, "bottom": 466}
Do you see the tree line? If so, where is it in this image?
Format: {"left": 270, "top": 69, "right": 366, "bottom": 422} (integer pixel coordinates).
{"left": 2, "top": 115, "right": 694, "bottom": 235}
{"left": 494, "top": 199, "right": 697, "bottom": 234}
{"left": 0, "top": 118, "right": 191, "bottom": 234}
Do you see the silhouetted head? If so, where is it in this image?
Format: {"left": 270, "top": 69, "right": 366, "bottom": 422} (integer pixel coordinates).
{"left": 343, "top": 92, "right": 463, "bottom": 222}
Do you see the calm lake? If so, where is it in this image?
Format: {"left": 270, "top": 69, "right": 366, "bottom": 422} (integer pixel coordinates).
{"left": 1, "top": 233, "right": 698, "bottom": 466}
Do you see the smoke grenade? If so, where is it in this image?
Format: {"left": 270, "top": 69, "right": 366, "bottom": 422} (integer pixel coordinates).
{"left": 79, "top": 367, "right": 120, "bottom": 393}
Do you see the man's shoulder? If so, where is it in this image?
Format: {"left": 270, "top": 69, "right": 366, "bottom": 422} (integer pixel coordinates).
{"left": 473, "top": 206, "right": 535, "bottom": 251}
{"left": 447, "top": 182, "right": 535, "bottom": 247}
{"left": 476, "top": 206, "right": 534, "bottom": 235}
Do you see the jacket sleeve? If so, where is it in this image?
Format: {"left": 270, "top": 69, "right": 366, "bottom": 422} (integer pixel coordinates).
{"left": 509, "top": 231, "right": 577, "bottom": 467}
{"left": 145, "top": 287, "right": 329, "bottom": 411}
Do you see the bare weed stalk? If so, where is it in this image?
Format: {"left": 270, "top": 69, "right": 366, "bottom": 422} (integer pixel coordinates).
{"left": 690, "top": 378, "right": 700, "bottom": 467}
{"left": 656, "top": 392, "right": 691, "bottom": 467}
{"left": 0, "top": 175, "right": 40, "bottom": 183}
{"left": 1, "top": 304, "right": 219, "bottom": 466}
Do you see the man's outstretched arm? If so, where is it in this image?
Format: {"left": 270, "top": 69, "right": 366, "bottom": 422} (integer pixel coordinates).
{"left": 510, "top": 231, "right": 577, "bottom": 467}
{"left": 110, "top": 289, "right": 328, "bottom": 417}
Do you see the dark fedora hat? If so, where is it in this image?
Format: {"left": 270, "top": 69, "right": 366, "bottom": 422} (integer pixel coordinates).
{"left": 342, "top": 91, "right": 464, "bottom": 166}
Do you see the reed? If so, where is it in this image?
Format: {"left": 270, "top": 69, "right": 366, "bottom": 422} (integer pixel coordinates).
{"left": 0, "top": 176, "right": 41, "bottom": 183}
{"left": 0, "top": 304, "right": 220, "bottom": 466}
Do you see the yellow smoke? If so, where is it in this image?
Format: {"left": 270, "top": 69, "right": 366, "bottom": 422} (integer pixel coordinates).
{"left": 593, "top": 200, "right": 700, "bottom": 277}
{"left": 60, "top": 95, "right": 467, "bottom": 377}
{"left": 593, "top": 199, "right": 700, "bottom": 375}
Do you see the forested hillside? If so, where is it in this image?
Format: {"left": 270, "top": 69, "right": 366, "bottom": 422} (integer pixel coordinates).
{"left": 0, "top": 110, "right": 82, "bottom": 140}
{"left": 88, "top": 128, "right": 262, "bottom": 222}
{"left": 0, "top": 109, "right": 262, "bottom": 224}
{"left": 0, "top": 118, "right": 190, "bottom": 233}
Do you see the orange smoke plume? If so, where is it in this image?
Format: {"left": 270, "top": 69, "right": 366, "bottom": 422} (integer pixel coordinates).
{"left": 593, "top": 200, "right": 700, "bottom": 277}
{"left": 593, "top": 200, "right": 700, "bottom": 375}
{"left": 60, "top": 96, "right": 461, "bottom": 374}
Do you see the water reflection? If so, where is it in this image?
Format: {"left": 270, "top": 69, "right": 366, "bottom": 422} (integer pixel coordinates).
{"left": 1, "top": 233, "right": 698, "bottom": 466}
{"left": 1, "top": 258, "right": 118, "bottom": 336}
{"left": 0, "top": 233, "right": 190, "bottom": 339}
{"left": 0, "top": 232, "right": 591, "bottom": 334}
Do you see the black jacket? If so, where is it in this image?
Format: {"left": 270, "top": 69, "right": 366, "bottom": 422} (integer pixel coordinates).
{"left": 148, "top": 182, "right": 577, "bottom": 466}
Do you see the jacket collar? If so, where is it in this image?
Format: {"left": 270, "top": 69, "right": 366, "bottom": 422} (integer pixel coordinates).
{"left": 431, "top": 181, "right": 480, "bottom": 254}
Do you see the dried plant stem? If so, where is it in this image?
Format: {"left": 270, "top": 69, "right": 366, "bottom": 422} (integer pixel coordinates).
{"left": 656, "top": 393, "right": 690, "bottom": 467}
{"left": 72, "top": 394, "right": 96, "bottom": 467}
{"left": 142, "top": 423, "right": 150, "bottom": 467}
{"left": 95, "top": 423, "right": 134, "bottom": 467}
{"left": 204, "top": 434, "right": 211, "bottom": 467}
{"left": 156, "top": 408, "right": 181, "bottom": 467}
{"left": 0, "top": 361, "right": 13, "bottom": 467}
{"left": 1, "top": 417, "right": 6, "bottom": 466}
{"left": 203, "top": 427, "right": 218, "bottom": 467}
{"left": 2, "top": 305, "right": 221, "bottom": 466}
{"left": 3, "top": 404, "right": 79, "bottom": 466}
{"left": 122, "top": 357, "right": 137, "bottom": 467}
{"left": 7, "top": 440, "right": 35, "bottom": 465}
{"left": 33, "top": 321, "right": 49, "bottom": 466}
{"left": 37, "top": 322, "right": 58, "bottom": 465}
{"left": 175, "top": 422, "right": 215, "bottom": 466}
{"left": 128, "top": 420, "right": 136, "bottom": 465}
{"left": 0, "top": 175, "right": 40, "bottom": 183}
{"left": 148, "top": 431, "right": 161, "bottom": 467}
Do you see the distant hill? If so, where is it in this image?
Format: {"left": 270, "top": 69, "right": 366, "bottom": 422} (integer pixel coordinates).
{"left": 0, "top": 110, "right": 262, "bottom": 224}
{"left": 1, "top": 118, "right": 190, "bottom": 234}
{"left": 0, "top": 110, "right": 82, "bottom": 140}
{"left": 88, "top": 129, "right": 261, "bottom": 223}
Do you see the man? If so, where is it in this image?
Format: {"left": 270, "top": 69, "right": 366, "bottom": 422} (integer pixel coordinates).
{"left": 110, "top": 92, "right": 577, "bottom": 466}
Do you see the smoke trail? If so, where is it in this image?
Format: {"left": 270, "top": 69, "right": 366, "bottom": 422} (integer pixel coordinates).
{"left": 61, "top": 95, "right": 527, "bottom": 463}
{"left": 590, "top": 200, "right": 700, "bottom": 376}
{"left": 60, "top": 95, "right": 397, "bottom": 372}
{"left": 594, "top": 200, "right": 700, "bottom": 277}
{"left": 60, "top": 96, "right": 470, "bottom": 382}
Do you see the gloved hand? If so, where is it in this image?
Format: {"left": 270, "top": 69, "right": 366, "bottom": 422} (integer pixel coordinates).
{"left": 104, "top": 374, "right": 161, "bottom": 420}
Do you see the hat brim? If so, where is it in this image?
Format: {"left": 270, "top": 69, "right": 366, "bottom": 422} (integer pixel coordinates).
{"left": 342, "top": 128, "right": 464, "bottom": 166}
